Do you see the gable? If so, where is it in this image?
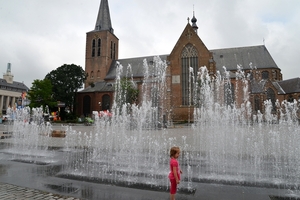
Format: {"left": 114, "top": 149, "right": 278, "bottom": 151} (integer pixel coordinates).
{"left": 169, "top": 23, "right": 210, "bottom": 58}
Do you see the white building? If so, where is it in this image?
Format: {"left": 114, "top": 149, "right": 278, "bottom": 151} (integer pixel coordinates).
{"left": 0, "top": 63, "right": 29, "bottom": 114}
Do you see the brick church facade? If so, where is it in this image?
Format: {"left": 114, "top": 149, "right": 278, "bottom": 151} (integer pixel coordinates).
{"left": 76, "top": 0, "right": 300, "bottom": 122}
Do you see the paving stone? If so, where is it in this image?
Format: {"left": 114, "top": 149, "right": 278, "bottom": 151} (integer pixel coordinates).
{"left": 0, "top": 183, "right": 81, "bottom": 200}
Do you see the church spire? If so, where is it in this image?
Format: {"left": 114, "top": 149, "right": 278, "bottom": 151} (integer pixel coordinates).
{"left": 95, "top": 0, "right": 113, "bottom": 33}
{"left": 191, "top": 7, "right": 198, "bottom": 34}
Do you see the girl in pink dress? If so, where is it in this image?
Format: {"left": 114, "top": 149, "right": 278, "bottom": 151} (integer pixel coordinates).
{"left": 168, "top": 146, "right": 182, "bottom": 200}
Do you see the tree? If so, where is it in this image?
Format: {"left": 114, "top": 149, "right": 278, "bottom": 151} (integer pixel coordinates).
{"left": 119, "top": 78, "right": 139, "bottom": 105}
{"left": 45, "top": 64, "right": 87, "bottom": 112}
{"left": 28, "top": 79, "right": 56, "bottom": 109}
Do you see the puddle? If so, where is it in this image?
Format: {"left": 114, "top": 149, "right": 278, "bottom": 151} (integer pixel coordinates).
{"left": 45, "top": 183, "right": 79, "bottom": 194}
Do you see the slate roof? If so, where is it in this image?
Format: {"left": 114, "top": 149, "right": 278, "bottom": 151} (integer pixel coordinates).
{"left": 276, "top": 78, "right": 300, "bottom": 94}
{"left": 83, "top": 45, "right": 280, "bottom": 93}
{"left": 105, "top": 55, "right": 168, "bottom": 80}
{"left": 104, "top": 45, "right": 277, "bottom": 81}
{"left": 272, "top": 81, "right": 285, "bottom": 95}
{"left": 0, "top": 78, "right": 29, "bottom": 91}
{"left": 211, "top": 45, "right": 279, "bottom": 72}
{"left": 94, "top": 0, "right": 113, "bottom": 33}
{"left": 250, "top": 78, "right": 300, "bottom": 95}
{"left": 78, "top": 81, "right": 114, "bottom": 93}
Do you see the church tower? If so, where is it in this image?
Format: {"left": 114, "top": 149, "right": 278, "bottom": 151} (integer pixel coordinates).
{"left": 85, "top": 0, "right": 119, "bottom": 88}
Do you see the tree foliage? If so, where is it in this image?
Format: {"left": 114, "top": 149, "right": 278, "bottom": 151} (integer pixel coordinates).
{"left": 28, "top": 79, "right": 56, "bottom": 109}
{"left": 45, "top": 64, "right": 87, "bottom": 111}
{"left": 119, "top": 78, "right": 139, "bottom": 105}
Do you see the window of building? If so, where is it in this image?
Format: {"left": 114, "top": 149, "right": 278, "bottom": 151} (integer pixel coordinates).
{"left": 262, "top": 71, "right": 269, "bottom": 79}
{"left": 91, "top": 71, "right": 94, "bottom": 79}
{"left": 254, "top": 95, "right": 260, "bottom": 112}
{"left": 110, "top": 41, "right": 113, "bottom": 59}
{"left": 288, "top": 94, "right": 294, "bottom": 102}
{"left": 97, "top": 39, "right": 101, "bottom": 56}
{"left": 272, "top": 70, "right": 277, "bottom": 80}
{"left": 113, "top": 43, "right": 116, "bottom": 60}
{"left": 97, "top": 70, "right": 100, "bottom": 78}
{"left": 181, "top": 44, "right": 198, "bottom": 105}
{"left": 92, "top": 39, "right": 96, "bottom": 57}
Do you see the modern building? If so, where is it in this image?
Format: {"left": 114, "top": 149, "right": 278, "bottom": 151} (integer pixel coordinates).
{"left": 0, "top": 63, "right": 29, "bottom": 115}
{"left": 76, "top": 0, "right": 299, "bottom": 121}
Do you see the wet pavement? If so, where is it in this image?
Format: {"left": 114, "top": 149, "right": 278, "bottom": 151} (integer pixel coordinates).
{"left": 0, "top": 180, "right": 294, "bottom": 200}
{"left": 0, "top": 183, "right": 81, "bottom": 200}
{"left": 0, "top": 124, "right": 299, "bottom": 200}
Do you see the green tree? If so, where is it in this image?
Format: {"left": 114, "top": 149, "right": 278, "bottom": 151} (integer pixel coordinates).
{"left": 119, "top": 78, "right": 139, "bottom": 105}
{"left": 45, "top": 64, "right": 87, "bottom": 112}
{"left": 114, "top": 78, "right": 139, "bottom": 116}
{"left": 28, "top": 79, "right": 56, "bottom": 109}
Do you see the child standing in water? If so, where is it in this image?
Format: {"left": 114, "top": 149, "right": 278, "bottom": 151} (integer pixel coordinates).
{"left": 168, "top": 146, "right": 182, "bottom": 200}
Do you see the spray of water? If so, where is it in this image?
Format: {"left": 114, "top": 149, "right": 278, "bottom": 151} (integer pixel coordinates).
{"left": 4, "top": 56, "right": 300, "bottom": 194}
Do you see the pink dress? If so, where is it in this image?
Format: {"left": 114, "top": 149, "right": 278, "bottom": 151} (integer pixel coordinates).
{"left": 168, "top": 158, "right": 180, "bottom": 180}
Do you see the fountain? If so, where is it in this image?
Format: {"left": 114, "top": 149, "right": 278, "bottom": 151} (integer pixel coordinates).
{"left": 58, "top": 56, "right": 300, "bottom": 195}
{"left": 57, "top": 56, "right": 187, "bottom": 192}
{"left": 0, "top": 106, "right": 57, "bottom": 165}
{"left": 190, "top": 66, "right": 300, "bottom": 191}
{"left": 1, "top": 56, "right": 300, "bottom": 198}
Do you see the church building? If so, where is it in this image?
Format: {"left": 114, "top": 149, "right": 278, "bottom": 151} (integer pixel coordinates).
{"left": 76, "top": 0, "right": 300, "bottom": 122}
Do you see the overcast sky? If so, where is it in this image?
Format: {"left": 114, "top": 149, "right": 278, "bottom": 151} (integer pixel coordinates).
{"left": 0, "top": 0, "right": 299, "bottom": 88}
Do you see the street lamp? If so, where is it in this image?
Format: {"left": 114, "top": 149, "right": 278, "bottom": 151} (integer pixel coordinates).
{"left": 98, "top": 102, "right": 101, "bottom": 111}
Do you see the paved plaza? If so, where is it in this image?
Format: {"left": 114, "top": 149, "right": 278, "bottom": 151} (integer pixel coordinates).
{"left": 0, "top": 183, "right": 81, "bottom": 200}
{"left": 0, "top": 180, "right": 292, "bottom": 200}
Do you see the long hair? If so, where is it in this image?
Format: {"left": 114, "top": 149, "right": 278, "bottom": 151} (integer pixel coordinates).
{"left": 170, "top": 146, "right": 180, "bottom": 158}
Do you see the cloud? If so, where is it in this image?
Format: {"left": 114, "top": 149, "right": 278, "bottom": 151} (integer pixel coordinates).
{"left": 0, "top": 0, "right": 299, "bottom": 88}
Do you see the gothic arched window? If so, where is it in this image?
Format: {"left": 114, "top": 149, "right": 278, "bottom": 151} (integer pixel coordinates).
{"left": 97, "top": 39, "right": 101, "bottom": 56}
{"left": 110, "top": 41, "right": 113, "bottom": 59}
{"left": 92, "top": 39, "right": 96, "bottom": 57}
{"left": 113, "top": 43, "right": 116, "bottom": 59}
{"left": 181, "top": 44, "right": 198, "bottom": 105}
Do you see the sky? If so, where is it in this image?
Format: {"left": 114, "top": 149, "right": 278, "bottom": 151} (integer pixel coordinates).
{"left": 0, "top": 0, "right": 299, "bottom": 89}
